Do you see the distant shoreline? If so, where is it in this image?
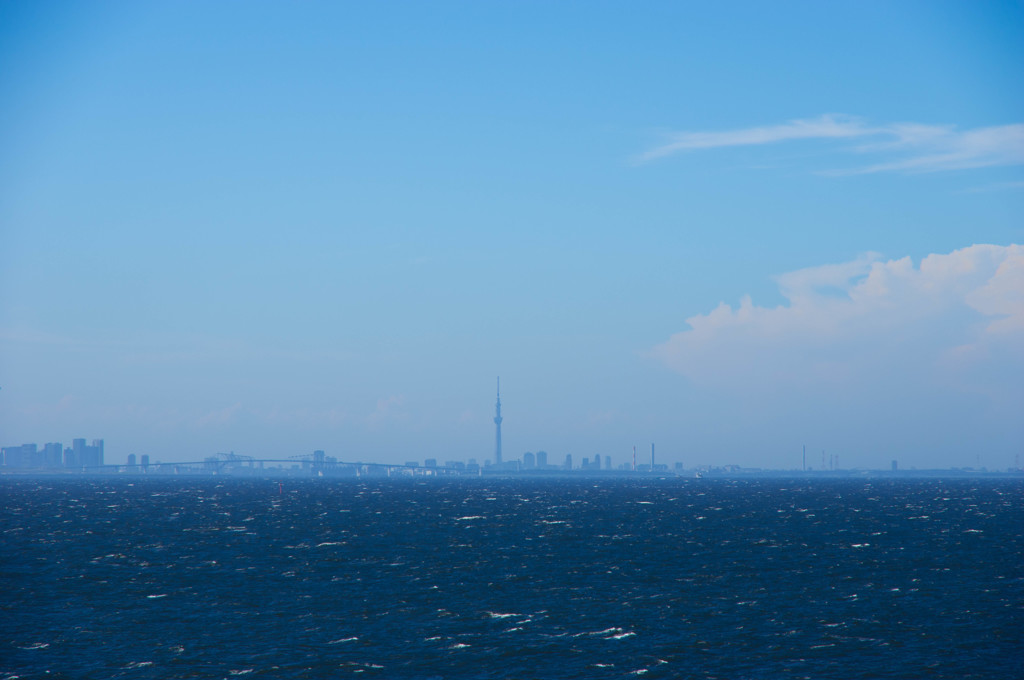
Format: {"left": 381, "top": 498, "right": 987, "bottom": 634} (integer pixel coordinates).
{"left": 3, "top": 468, "right": 1023, "bottom": 480}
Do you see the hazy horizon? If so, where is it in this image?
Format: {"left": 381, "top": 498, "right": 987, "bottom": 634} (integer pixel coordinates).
{"left": 2, "top": 2, "right": 1021, "bottom": 469}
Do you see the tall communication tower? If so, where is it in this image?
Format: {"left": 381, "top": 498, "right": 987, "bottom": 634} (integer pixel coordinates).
{"left": 494, "top": 377, "right": 503, "bottom": 466}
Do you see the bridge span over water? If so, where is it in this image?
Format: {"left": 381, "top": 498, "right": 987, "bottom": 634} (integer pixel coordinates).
{"left": 52, "top": 457, "right": 471, "bottom": 477}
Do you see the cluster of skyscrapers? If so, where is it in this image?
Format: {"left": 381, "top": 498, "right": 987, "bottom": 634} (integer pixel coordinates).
{"left": 125, "top": 453, "right": 152, "bottom": 471}
{"left": 1, "top": 439, "right": 104, "bottom": 469}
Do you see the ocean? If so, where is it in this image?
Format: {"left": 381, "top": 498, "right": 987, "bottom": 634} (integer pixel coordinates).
{"left": 2, "top": 477, "right": 1022, "bottom": 679}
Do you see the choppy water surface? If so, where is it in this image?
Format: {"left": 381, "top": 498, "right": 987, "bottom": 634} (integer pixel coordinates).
{"left": 2, "top": 477, "right": 1022, "bottom": 679}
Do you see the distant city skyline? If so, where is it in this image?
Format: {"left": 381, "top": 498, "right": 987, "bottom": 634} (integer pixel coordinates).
{"left": 1, "top": 3, "right": 1021, "bottom": 468}
{"left": 1, "top": 438, "right": 104, "bottom": 469}
{"left": 4, "top": 431, "right": 1020, "bottom": 476}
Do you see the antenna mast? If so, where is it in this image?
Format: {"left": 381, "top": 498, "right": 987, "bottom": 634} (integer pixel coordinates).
{"left": 493, "top": 377, "right": 503, "bottom": 466}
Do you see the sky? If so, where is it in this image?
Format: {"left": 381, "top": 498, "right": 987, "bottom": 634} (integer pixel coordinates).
{"left": 1, "top": 1, "right": 1022, "bottom": 470}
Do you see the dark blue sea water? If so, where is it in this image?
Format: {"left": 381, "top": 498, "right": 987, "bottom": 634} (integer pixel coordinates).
{"left": 2, "top": 477, "right": 1022, "bottom": 679}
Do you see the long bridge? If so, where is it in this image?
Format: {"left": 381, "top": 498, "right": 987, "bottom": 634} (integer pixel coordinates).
{"left": 47, "top": 456, "right": 473, "bottom": 477}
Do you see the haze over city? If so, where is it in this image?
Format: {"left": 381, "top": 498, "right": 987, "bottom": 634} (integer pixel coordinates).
{"left": 2, "top": 2, "right": 1021, "bottom": 470}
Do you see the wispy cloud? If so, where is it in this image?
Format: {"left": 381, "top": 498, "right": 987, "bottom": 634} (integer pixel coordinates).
{"left": 636, "top": 114, "right": 873, "bottom": 162}
{"left": 638, "top": 115, "right": 1024, "bottom": 174}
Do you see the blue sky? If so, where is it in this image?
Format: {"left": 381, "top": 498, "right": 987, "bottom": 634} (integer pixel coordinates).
{"left": 2, "top": 1, "right": 1022, "bottom": 469}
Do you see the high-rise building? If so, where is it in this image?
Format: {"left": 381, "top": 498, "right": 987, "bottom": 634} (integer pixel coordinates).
{"left": 21, "top": 444, "right": 40, "bottom": 468}
{"left": 0, "top": 443, "right": 55, "bottom": 468}
{"left": 43, "top": 443, "right": 62, "bottom": 468}
{"left": 493, "top": 378, "right": 503, "bottom": 466}
{"left": 72, "top": 439, "right": 86, "bottom": 468}
{"left": 523, "top": 452, "right": 535, "bottom": 469}
{"left": 141, "top": 454, "right": 150, "bottom": 471}
{"left": 78, "top": 440, "right": 102, "bottom": 467}
{"left": 127, "top": 454, "right": 138, "bottom": 470}
{"left": 537, "top": 450, "right": 547, "bottom": 468}
{"left": 564, "top": 454, "right": 572, "bottom": 470}
{"left": 1, "top": 445, "right": 30, "bottom": 467}
{"left": 61, "top": 438, "right": 104, "bottom": 468}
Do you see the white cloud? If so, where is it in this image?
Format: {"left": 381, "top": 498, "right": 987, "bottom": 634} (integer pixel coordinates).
{"left": 838, "top": 124, "right": 1024, "bottom": 174}
{"left": 197, "top": 402, "right": 243, "bottom": 427}
{"left": 636, "top": 114, "right": 872, "bottom": 162}
{"left": 652, "top": 244, "right": 1024, "bottom": 402}
{"left": 639, "top": 115, "right": 1024, "bottom": 174}
{"left": 367, "top": 394, "right": 407, "bottom": 428}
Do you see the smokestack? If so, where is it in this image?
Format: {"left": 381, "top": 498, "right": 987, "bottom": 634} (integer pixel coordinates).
{"left": 651, "top": 443, "right": 655, "bottom": 470}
